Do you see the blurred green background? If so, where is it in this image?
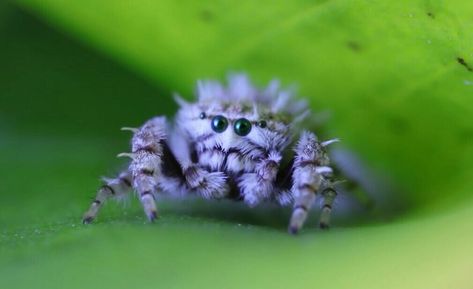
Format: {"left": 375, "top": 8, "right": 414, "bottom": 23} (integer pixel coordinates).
{"left": 1, "top": 0, "right": 472, "bottom": 288}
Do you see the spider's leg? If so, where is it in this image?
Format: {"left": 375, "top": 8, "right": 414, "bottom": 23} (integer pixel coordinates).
{"left": 289, "top": 131, "right": 334, "bottom": 234}
{"left": 126, "top": 117, "right": 168, "bottom": 221}
{"left": 319, "top": 187, "right": 337, "bottom": 229}
{"left": 83, "top": 171, "right": 132, "bottom": 224}
{"left": 288, "top": 183, "right": 319, "bottom": 235}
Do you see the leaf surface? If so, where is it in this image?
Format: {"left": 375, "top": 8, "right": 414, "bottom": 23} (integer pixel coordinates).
{"left": 2, "top": 1, "right": 473, "bottom": 288}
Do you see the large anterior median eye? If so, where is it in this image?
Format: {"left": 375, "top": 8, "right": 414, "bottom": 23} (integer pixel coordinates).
{"left": 211, "top": 115, "right": 228, "bottom": 133}
{"left": 234, "top": 118, "right": 252, "bottom": 136}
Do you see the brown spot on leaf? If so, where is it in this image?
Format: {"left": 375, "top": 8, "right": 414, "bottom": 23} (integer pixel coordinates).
{"left": 200, "top": 9, "right": 214, "bottom": 22}
{"left": 457, "top": 57, "right": 473, "bottom": 72}
{"left": 347, "top": 41, "right": 362, "bottom": 52}
{"left": 458, "top": 129, "right": 473, "bottom": 144}
{"left": 387, "top": 116, "right": 409, "bottom": 135}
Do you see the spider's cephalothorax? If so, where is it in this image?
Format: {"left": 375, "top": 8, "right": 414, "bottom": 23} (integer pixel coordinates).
{"left": 83, "top": 74, "right": 339, "bottom": 234}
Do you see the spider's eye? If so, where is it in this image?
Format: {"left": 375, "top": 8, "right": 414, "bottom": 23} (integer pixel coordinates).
{"left": 199, "top": 112, "right": 206, "bottom": 119}
{"left": 234, "top": 118, "right": 252, "bottom": 136}
{"left": 257, "top": 120, "right": 267, "bottom": 128}
{"left": 211, "top": 115, "right": 228, "bottom": 133}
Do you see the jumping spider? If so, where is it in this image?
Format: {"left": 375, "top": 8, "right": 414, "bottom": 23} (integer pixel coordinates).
{"left": 83, "top": 74, "right": 340, "bottom": 234}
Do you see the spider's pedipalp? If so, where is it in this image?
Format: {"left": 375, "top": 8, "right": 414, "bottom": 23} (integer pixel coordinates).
{"left": 238, "top": 150, "right": 281, "bottom": 206}
{"left": 183, "top": 165, "right": 228, "bottom": 199}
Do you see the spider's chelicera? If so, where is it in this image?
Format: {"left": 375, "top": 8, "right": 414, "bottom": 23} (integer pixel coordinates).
{"left": 83, "top": 74, "right": 339, "bottom": 234}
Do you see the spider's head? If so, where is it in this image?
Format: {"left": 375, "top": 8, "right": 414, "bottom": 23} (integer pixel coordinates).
{"left": 175, "top": 74, "right": 309, "bottom": 153}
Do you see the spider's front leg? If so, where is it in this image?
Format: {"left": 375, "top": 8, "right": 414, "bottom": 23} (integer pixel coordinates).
{"left": 123, "top": 117, "right": 169, "bottom": 221}
{"left": 83, "top": 117, "right": 183, "bottom": 223}
{"left": 288, "top": 131, "right": 337, "bottom": 234}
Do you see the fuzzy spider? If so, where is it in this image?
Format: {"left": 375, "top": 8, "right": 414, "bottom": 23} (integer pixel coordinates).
{"left": 83, "top": 74, "right": 340, "bottom": 234}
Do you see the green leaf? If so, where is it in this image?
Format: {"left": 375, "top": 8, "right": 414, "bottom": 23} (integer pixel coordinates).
{"left": 2, "top": 0, "right": 473, "bottom": 288}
